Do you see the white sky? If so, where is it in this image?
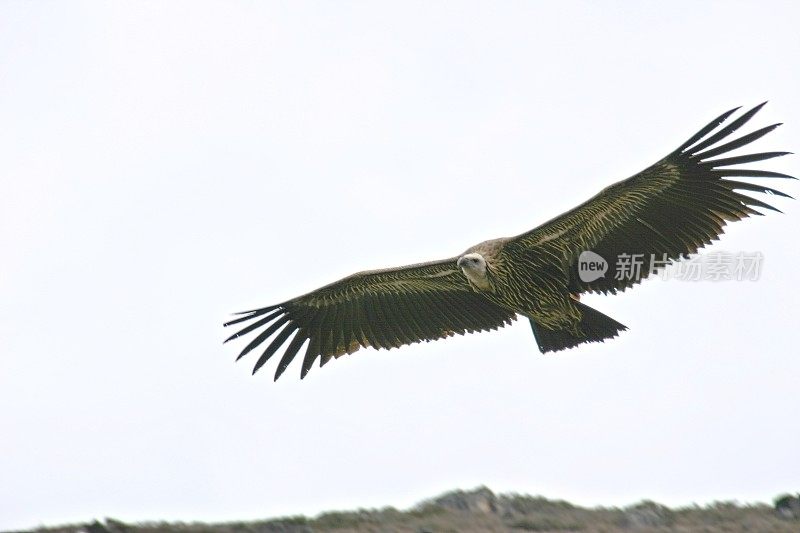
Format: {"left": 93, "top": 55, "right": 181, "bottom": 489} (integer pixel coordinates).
{"left": 1, "top": 1, "right": 799, "bottom": 530}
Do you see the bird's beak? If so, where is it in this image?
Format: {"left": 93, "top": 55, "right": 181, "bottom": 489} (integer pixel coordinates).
{"left": 457, "top": 257, "right": 467, "bottom": 268}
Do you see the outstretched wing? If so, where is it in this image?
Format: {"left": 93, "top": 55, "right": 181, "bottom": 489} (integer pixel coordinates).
{"left": 224, "top": 258, "right": 516, "bottom": 380}
{"left": 508, "top": 102, "right": 794, "bottom": 294}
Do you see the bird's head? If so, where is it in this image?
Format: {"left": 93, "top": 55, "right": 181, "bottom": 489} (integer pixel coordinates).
{"left": 457, "top": 253, "right": 487, "bottom": 277}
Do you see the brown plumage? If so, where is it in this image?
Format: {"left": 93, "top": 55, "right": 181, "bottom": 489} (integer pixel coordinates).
{"left": 225, "top": 102, "right": 793, "bottom": 380}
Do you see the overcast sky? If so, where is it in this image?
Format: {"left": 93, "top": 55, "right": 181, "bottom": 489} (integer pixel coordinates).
{"left": 2, "top": 1, "right": 799, "bottom": 530}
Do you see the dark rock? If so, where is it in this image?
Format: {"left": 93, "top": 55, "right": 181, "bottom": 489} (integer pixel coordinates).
{"left": 83, "top": 521, "right": 110, "bottom": 533}
{"left": 622, "top": 500, "right": 675, "bottom": 528}
{"left": 775, "top": 494, "right": 800, "bottom": 519}
{"left": 428, "top": 486, "right": 498, "bottom": 514}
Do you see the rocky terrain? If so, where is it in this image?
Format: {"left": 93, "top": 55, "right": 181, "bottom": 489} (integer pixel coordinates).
{"left": 9, "top": 487, "right": 800, "bottom": 533}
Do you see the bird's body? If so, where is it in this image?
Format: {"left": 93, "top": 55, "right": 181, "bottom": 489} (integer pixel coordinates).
{"left": 225, "top": 103, "right": 793, "bottom": 380}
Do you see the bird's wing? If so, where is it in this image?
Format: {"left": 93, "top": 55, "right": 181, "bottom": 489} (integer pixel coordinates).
{"left": 224, "top": 258, "right": 517, "bottom": 380}
{"left": 508, "top": 102, "right": 794, "bottom": 295}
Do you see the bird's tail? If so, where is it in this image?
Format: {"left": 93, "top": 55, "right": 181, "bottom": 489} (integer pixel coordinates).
{"left": 529, "top": 301, "right": 627, "bottom": 353}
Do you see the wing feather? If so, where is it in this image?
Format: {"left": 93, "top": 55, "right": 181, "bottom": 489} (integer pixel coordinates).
{"left": 224, "top": 258, "right": 517, "bottom": 379}
{"left": 673, "top": 106, "right": 741, "bottom": 153}
{"left": 223, "top": 308, "right": 283, "bottom": 343}
{"left": 394, "top": 293, "right": 424, "bottom": 342}
{"left": 223, "top": 305, "right": 280, "bottom": 327}
{"left": 704, "top": 151, "right": 791, "bottom": 167}
{"left": 340, "top": 298, "right": 361, "bottom": 355}
{"left": 685, "top": 101, "right": 766, "bottom": 154}
{"left": 237, "top": 314, "right": 290, "bottom": 361}
{"left": 509, "top": 103, "right": 794, "bottom": 295}
{"left": 277, "top": 329, "right": 309, "bottom": 380}
{"left": 711, "top": 169, "right": 794, "bottom": 179}
{"left": 253, "top": 322, "right": 298, "bottom": 374}
{"left": 374, "top": 292, "right": 403, "bottom": 348}
{"left": 692, "top": 123, "right": 780, "bottom": 160}
{"left": 360, "top": 295, "right": 383, "bottom": 350}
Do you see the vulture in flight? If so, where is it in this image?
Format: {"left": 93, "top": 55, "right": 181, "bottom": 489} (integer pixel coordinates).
{"left": 225, "top": 103, "right": 793, "bottom": 380}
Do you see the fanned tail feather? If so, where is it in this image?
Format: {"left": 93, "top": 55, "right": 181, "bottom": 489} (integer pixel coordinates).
{"left": 530, "top": 302, "right": 627, "bottom": 353}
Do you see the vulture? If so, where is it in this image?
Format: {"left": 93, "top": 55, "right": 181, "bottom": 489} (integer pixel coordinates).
{"left": 225, "top": 102, "right": 793, "bottom": 380}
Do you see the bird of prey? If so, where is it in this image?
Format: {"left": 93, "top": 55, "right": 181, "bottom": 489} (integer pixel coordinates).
{"left": 225, "top": 102, "right": 793, "bottom": 381}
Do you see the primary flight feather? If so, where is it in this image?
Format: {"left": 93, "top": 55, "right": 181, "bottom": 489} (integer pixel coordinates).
{"left": 225, "top": 102, "right": 793, "bottom": 380}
